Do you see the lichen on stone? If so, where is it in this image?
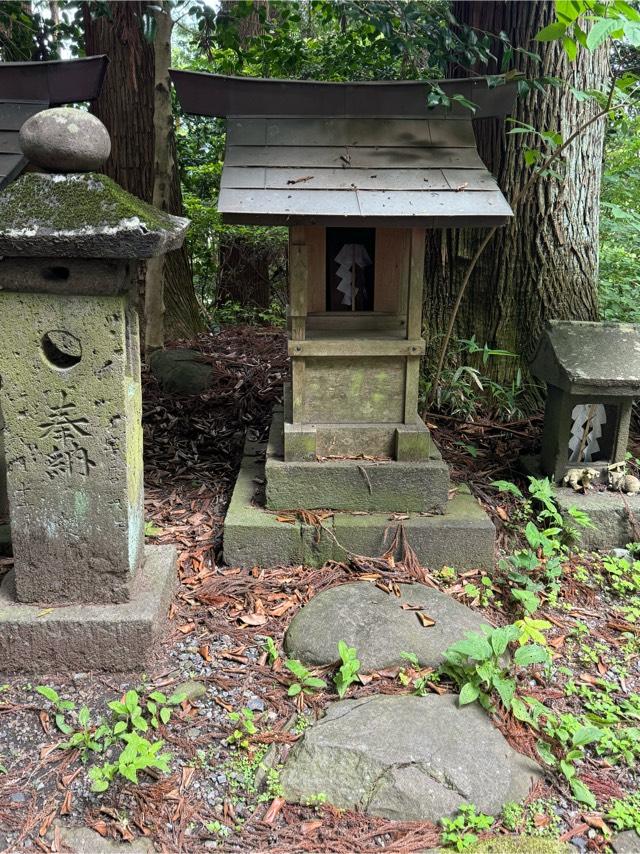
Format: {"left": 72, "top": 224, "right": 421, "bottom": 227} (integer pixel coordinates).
{"left": 0, "top": 172, "right": 173, "bottom": 235}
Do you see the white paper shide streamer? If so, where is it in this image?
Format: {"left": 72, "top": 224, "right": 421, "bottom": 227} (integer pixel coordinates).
{"left": 568, "top": 403, "right": 607, "bottom": 462}
{"left": 334, "top": 243, "right": 372, "bottom": 307}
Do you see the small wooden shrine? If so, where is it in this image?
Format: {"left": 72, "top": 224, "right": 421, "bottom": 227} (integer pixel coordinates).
{"left": 172, "top": 71, "right": 515, "bottom": 568}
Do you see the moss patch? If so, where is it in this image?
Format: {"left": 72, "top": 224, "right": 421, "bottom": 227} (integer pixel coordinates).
{"left": 468, "top": 838, "right": 572, "bottom": 854}
{"left": 0, "top": 173, "right": 173, "bottom": 234}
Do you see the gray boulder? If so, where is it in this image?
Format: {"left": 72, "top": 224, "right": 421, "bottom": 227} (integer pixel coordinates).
{"left": 149, "top": 348, "right": 213, "bottom": 395}
{"left": 284, "top": 581, "right": 492, "bottom": 672}
{"left": 281, "top": 694, "right": 543, "bottom": 821}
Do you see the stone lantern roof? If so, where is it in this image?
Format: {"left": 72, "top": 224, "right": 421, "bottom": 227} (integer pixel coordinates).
{"left": 530, "top": 320, "right": 640, "bottom": 396}
{"left": 0, "top": 107, "right": 188, "bottom": 259}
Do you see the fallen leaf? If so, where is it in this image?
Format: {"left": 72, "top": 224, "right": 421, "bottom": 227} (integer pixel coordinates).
{"left": 181, "top": 766, "right": 195, "bottom": 793}
{"left": 417, "top": 612, "right": 436, "bottom": 628}
{"left": 38, "top": 710, "right": 50, "bottom": 735}
{"left": 37, "top": 609, "right": 54, "bottom": 618}
{"left": 301, "top": 819, "right": 323, "bottom": 835}
{"left": 549, "top": 634, "right": 566, "bottom": 650}
{"left": 401, "top": 603, "right": 422, "bottom": 611}
{"left": 496, "top": 506, "right": 509, "bottom": 521}
{"left": 90, "top": 821, "right": 109, "bottom": 838}
{"left": 178, "top": 622, "right": 196, "bottom": 634}
{"left": 239, "top": 612, "right": 268, "bottom": 626}
{"left": 199, "top": 645, "right": 212, "bottom": 662}
{"left": 60, "top": 790, "right": 72, "bottom": 815}
{"left": 39, "top": 810, "right": 56, "bottom": 837}
{"left": 263, "top": 796, "right": 286, "bottom": 824}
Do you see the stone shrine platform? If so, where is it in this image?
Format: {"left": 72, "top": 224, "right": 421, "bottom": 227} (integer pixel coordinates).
{"left": 0, "top": 545, "right": 175, "bottom": 672}
{"left": 224, "top": 435, "right": 495, "bottom": 570}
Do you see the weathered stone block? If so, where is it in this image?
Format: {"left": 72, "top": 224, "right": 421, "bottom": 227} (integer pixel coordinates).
{"left": 554, "top": 486, "right": 640, "bottom": 550}
{"left": 0, "top": 545, "right": 175, "bottom": 673}
{"left": 0, "top": 290, "right": 144, "bottom": 604}
{"left": 332, "top": 486, "right": 495, "bottom": 569}
{"left": 394, "top": 421, "right": 432, "bottom": 461}
{"left": 284, "top": 422, "right": 317, "bottom": 461}
{"left": 223, "top": 441, "right": 495, "bottom": 569}
{"left": 223, "top": 449, "right": 304, "bottom": 567}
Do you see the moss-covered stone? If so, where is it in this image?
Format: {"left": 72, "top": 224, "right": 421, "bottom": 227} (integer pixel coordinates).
{"left": 0, "top": 173, "right": 188, "bottom": 258}
{"left": 467, "top": 837, "right": 572, "bottom": 854}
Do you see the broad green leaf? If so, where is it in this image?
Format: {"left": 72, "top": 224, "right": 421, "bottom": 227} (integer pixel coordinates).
{"left": 514, "top": 644, "right": 550, "bottom": 667}
{"left": 490, "top": 480, "right": 523, "bottom": 498}
{"left": 459, "top": 682, "right": 480, "bottom": 705}
{"left": 36, "top": 686, "right": 59, "bottom": 703}
{"left": 570, "top": 778, "right": 597, "bottom": 809}
{"left": 108, "top": 701, "right": 128, "bottom": 716}
{"left": 563, "top": 37, "right": 578, "bottom": 60}
{"left": 78, "top": 707, "right": 90, "bottom": 727}
{"left": 113, "top": 720, "right": 127, "bottom": 735}
{"left": 572, "top": 725, "right": 603, "bottom": 747}
{"left": 586, "top": 17, "right": 618, "bottom": 50}
{"left": 491, "top": 625, "right": 519, "bottom": 656}
{"left": 288, "top": 683, "right": 302, "bottom": 696}
{"left": 511, "top": 698, "right": 532, "bottom": 723}
{"left": 160, "top": 707, "right": 171, "bottom": 725}
{"left": 125, "top": 690, "right": 139, "bottom": 714}
{"left": 535, "top": 21, "right": 568, "bottom": 41}
{"left": 493, "top": 675, "right": 516, "bottom": 709}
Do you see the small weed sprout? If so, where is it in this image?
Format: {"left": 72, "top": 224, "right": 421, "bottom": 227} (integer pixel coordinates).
{"left": 440, "top": 803, "right": 494, "bottom": 851}
{"left": 262, "top": 636, "right": 280, "bottom": 665}
{"left": 227, "top": 708, "right": 258, "bottom": 749}
{"left": 284, "top": 659, "right": 327, "bottom": 697}
{"left": 333, "top": 641, "right": 361, "bottom": 699}
{"left": 35, "top": 685, "right": 76, "bottom": 734}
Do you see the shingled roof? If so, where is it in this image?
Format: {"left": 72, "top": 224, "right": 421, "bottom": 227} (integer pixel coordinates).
{"left": 0, "top": 56, "right": 108, "bottom": 189}
{"left": 170, "top": 71, "right": 516, "bottom": 227}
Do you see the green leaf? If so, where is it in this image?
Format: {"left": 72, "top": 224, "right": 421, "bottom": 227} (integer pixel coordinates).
{"left": 563, "top": 37, "right": 578, "bottom": 60}
{"left": 108, "top": 701, "right": 128, "bottom": 716}
{"left": 55, "top": 714, "right": 73, "bottom": 735}
{"left": 493, "top": 675, "right": 516, "bottom": 709}
{"left": 490, "top": 625, "right": 519, "bottom": 656}
{"left": 288, "top": 683, "right": 302, "bottom": 696}
{"left": 78, "top": 706, "right": 90, "bottom": 727}
{"left": 160, "top": 707, "right": 171, "bottom": 725}
{"left": 125, "top": 690, "right": 139, "bottom": 714}
{"left": 511, "top": 698, "right": 532, "bottom": 723}
{"left": 586, "top": 17, "right": 618, "bottom": 50}
{"left": 535, "top": 21, "right": 568, "bottom": 41}
{"left": 572, "top": 725, "right": 603, "bottom": 747}
{"left": 36, "top": 686, "right": 59, "bottom": 704}
{"left": 304, "top": 677, "right": 327, "bottom": 689}
{"left": 536, "top": 739, "right": 557, "bottom": 766}
{"left": 113, "top": 721, "right": 127, "bottom": 735}
{"left": 149, "top": 691, "right": 167, "bottom": 703}
{"left": 132, "top": 715, "right": 149, "bottom": 732}
{"left": 490, "top": 480, "right": 523, "bottom": 497}
{"left": 570, "top": 778, "right": 597, "bottom": 809}
{"left": 459, "top": 682, "right": 480, "bottom": 705}
{"left": 514, "top": 644, "right": 550, "bottom": 667}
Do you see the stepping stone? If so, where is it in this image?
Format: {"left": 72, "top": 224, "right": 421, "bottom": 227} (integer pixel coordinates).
{"left": 285, "top": 581, "right": 491, "bottom": 672}
{"left": 280, "top": 694, "right": 542, "bottom": 821}
{"left": 149, "top": 348, "right": 213, "bottom": 395}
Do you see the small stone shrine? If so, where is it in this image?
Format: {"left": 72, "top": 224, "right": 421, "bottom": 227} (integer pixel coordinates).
{"left": 528, "top": 320, "right": 640, "bottom": 549}
{"left": 171, "top": 71, "right": 515, "bottom": 568}
{"left": 0, "top": 107, "right": 188, "bottom": 672}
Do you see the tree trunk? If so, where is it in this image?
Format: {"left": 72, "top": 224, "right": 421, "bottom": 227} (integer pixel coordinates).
{"left": 424, "top": 1, "right": 608, "bottom": 388}
{"left": 144, "top": 1, "right": 173, "bottom": 354}
{"left": 82, "top": 1, "right": 204, "bottom": 344}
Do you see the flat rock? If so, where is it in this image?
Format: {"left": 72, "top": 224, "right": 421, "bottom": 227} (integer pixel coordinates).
{"left": 20, "top": 107, "right": 111, "bottom": 173}
{"left": 149, "top": 348, "right": 213, "bottom": 395}
{"left": 284, "top": 581, "right": 491, "bottom": 672}
{"left": 51, "top": 823, "right": 154, "bottom": 854}
{"left": 280, "top": 694, "right": 542, "bottom": 821}
{"left": 612, "top": 830, "right": 640, "bottom": 853}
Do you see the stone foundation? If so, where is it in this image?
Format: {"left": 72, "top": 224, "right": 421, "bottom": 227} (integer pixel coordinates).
{"left": 224, "top": 437, "right": 495, "bottom": 569}
{"left": 0, "top": 545, "right": 175, "bottom": 673}
{"left": 266, "top": 411, "right": 450, "bottom": 513}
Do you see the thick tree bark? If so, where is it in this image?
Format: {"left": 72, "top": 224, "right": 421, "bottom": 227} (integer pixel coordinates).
{"left": 424, "top": 1, "right": 608, "bottom": 388}
{"left": 145, "top": 1, "right": 173, "bottom": 353}
{"left": 82, "top": 2, "right": 204, "bottom": 344}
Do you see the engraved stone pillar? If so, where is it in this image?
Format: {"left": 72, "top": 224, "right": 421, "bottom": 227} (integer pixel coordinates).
{"left": 0, "top": 108, "right": 189, "bottom": 671}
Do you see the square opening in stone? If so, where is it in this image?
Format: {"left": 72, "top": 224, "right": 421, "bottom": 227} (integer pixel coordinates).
{"left": 568, "top": 402, "right": 619, "bottom": 464}
{"left": 325, "top": 227, "right": 375, "bottom": 312}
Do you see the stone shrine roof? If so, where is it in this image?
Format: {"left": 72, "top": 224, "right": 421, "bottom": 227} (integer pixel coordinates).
{"left": 0, "top": 57, "right": 108, "bottom": 189}
{"left": 0, "top": 173, "right": 188, "bottom": 258}
{"left": 530, "top": 320, "right": 640, "bottom": 395}
{"left": 170, "top": 71, "right": 515, "bottom": 227}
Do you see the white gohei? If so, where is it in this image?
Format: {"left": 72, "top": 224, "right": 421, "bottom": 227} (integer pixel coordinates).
{"left": 334, "top": 243, "right": 372, "bottom": 307}
{"left": 568, "top": 403, "right": 607, "bottom": 462}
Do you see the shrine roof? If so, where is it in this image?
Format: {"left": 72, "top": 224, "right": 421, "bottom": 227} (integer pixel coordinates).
{"left": 170, "top": 71, "right": 515, "bottom": 227}
{"left": 531, "top": 320, "right": 640, "bottom": 395}
{"left": 0, "top": 56, "right": 108, "bottom": 190}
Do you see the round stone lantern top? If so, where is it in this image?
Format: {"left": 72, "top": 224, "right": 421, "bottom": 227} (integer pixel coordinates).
{"left": 19, "top": 107, "right": 111, "bottom": 173}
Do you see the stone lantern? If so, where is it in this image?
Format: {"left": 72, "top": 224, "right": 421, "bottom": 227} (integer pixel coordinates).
{"left": 0, "top": 108, "right": 188, "bottom": 672}
{"left": 172, "top": 71, "right": 515, "bottom": 569}
{"left": 531, "top": 320, "right": 640, "bottom": 484}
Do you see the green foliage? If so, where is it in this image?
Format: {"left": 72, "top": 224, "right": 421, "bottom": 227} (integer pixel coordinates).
{"left": 600, "top": 553, "right": 640, "bottom": 596}
{"left": 398, "top": 651, "right": 432, "bottom": 696}
{"left": 262, "top": 636, "right": 280, "bottom": 666}
{"left": 422, "top": 336, "right": 527, "bottom": 421}
{"left": 606, "top": 792, "right": 640, "bottom": 834}
{"left": 89, "top": 732, "right": 171, "bottom": 792}
{"left": 501, "top": 799, "right": 562, "bottom": 837}
{"left": 227, "top": 708, "right": 258, "bottom": 749}
{"left": 34, "top": 684, "right": 179, "bottom": 793}
{"left": 440, "top": 804, "right": 494, "bottom": 851}
{"left": 284, "top": 659, "right": 327, "bottom": 697}
{"left": 333, "top": 641, "right": 361, "bottom": 699}
{"left": 439, "top": 624, "right": 550, "bottom": 713}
